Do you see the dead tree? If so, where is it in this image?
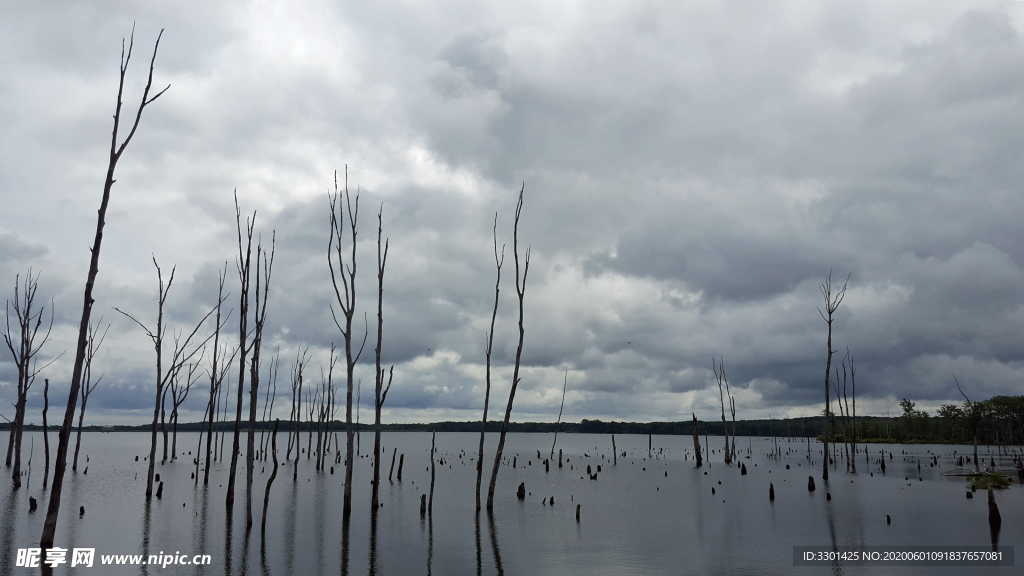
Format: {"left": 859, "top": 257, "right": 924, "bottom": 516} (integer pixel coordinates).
{"left": 692, "top": 413, "right": 703, "bottom": 467}
{"left": 954, "top": 376, "right": 980, "bottom": 474}
{"left": 227, "top": 192, "right": 255, "bottom": 516}
{"left": 3, "top": 270, "right": 55, "bottom": 490}
{"left": 116, "top": 256, "right": 217, "bottom": 500}
{"left": 42, "top": 26, "right": 170, "bottom": 549}
{"left": 486, "top": 184, "right": 530, "bottom": 512}
{"left": 328, "top": 167, "right": 368, "bottom": 521}
{"left": 476, "top": 214, "right": 504, "bottom": 512}
{"left": 842, "top": 351, "right": 856, "bottom": 473}
{"left": 259, "top": 349, "right": 280, "bottom": 459}
{"left": 73, "top": 319, "right": 109, "bottom": 472}
{"left": 246, "top": 230, "right": 275, "bottom": 532}
{"left": 371, "top": 204, "right": 395, "bottom": 511}
{"left": 290, "top": 348, "right": 310, "bottom": 482}
{"left": 713, "top": 357, "right": 731, "bottom": 465}
{"left": 203, "top": 266, "right": 234, "bottom": 485}
{"left": 850, "top": 352, "right": 857, "bottom": 469}
{"left": 170, "top": 358, "right": 201, "bottom": 461}
{"left": 550, "top": 368, "right": 568, "bottom": 460}
{"left": 41, "top": 379, "right": 50, "bottom": 489}
{"left": 818, "top": 270, "right": 847, "bottom": 483}
{"left": 287, "top": 347, "right": 309, "bottom": 461}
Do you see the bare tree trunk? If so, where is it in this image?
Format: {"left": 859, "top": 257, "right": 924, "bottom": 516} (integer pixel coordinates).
{"left": 41, "top": 26, "right": 169, "bottom": 550}
{"left": 227, "top": 192, "right": 254, "bottom": 516}
{"left": 429, "top": 431, "right": 436, "bottom": 516}
{"left": 550, "top": 368, "right": 568, "bottom": 460}
{"left": 692, "top": 413, "right": 702, "bottom": 467}
{"left": 714, "top": 357, "right": 731, "bottom": 465}
{"left": 42, "top": 379, "right": 49, "bottom": 489}
{"left": 486, "top": 184, "right": 530, "bottom": 512}
{"left": 476, "top": 214, "right": 503, "bottom": 512}
{"left": 4, "top": 271, "right": 55, "bottom": 490}
{"left": 246, "top": 232, "right": 275, "bottom": 532}
{"left": 818, "top": 271, "right": 847, "bottom": 483}
{"left": 328, "top": 168, "right": 366, "bottom": 522}
{"left": 204, "top": 266, "right": 228, "bottom": 485}
{"left": 371, "top": 204, "right": 393, "bottom": 511}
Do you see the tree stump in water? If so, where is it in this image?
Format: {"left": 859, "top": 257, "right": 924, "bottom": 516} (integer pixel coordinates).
{"left": 516, "top": 482, "right": 526, "bottom": 500}
{"left": 576, "top": 503, "right": 581, "bottom": 522}
{"left": 769, "top": 483, "right": 775, "bottom": 502}
{"left": 807, "top": 476, "right": 816, "bottom": 492}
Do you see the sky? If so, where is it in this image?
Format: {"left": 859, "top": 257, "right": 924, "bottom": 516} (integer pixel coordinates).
{"left": 1, "top": 0, "right": 1023, "bottom": 425}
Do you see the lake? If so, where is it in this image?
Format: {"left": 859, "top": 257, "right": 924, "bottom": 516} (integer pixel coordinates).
{"left": 0, "top": 431, "right": 1020, "bottom": 575}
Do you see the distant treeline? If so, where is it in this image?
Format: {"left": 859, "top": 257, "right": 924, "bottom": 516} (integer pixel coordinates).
{"left": 6, "top": 394, "right": 1021, "bottom": 446}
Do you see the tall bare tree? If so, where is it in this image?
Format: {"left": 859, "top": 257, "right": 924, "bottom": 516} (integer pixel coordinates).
{"left": 41, "top": 25, "right": 169, "bottom": 549}
{"left": 475, "top": 214, "right": 504, "bottom": 512}
{"left": 486, "top": 184, "right": 530, "bottom": 512}
{"left": 4, "top": 270, "right": 55, "bottom": 489}
{"left": 954, "top": 376, "right": 980, "bottom": 474}
{"left": 550, "top": 368, "right": 568, "bottom": 460}
{"left": 170, "top": 358, "right": 201, "bottom": 461}
{"left": 116, "top": 257, "right": 218, "bottom": 500}
{"left": 227, "top": 192, "right": 254, "bottom": 515}
{"left": 73, "top": 319, "right": 110, "bottom": 472}
{"left": 41, "top": 379, "right": 50, "bottom": 489}
{"left": 246, "top": 231, "right": 275, "bottom": 532}
{"left": 818, "top": 270, "right": 848, "bottom": 483}
{"left": 713, "top": 357, "right": 731, "bottom": 465}
{"left": 328, "top": 167, "right": 368, "bottom": 521}
{"left": 371, "top": 204, "right": 395, "bottom": 511}
{"left": 203, "top": 266, "right": 234, "bottom": 485}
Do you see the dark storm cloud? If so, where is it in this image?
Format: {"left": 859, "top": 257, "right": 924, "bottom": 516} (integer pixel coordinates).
{"left": 2, "top": 1, "right": 1023, "bottom": 424}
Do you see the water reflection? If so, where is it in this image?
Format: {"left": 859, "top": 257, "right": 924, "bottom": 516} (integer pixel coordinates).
{"left": 486, "top": 513, "right": 504, "bottom": 576}
{"left": 139, "top": 500, "right": 153, "bottom": 576}
{"left": 195, "top": 486, "right": 209, "bottom": 576}
{"left": 340, "top": 516, "right": 351, "bottom": 576}
{"left": 368, "top": 511, "right": 378, "bottom": 576}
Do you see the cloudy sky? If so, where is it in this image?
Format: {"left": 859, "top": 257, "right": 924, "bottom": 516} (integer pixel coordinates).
{"left": 2, "top": 0, "right": 1023, "bottom": 425}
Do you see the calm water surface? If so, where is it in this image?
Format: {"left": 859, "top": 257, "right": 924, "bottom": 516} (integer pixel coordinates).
{"left": 0, "top": 431, "right": 1020, "bottom": 575}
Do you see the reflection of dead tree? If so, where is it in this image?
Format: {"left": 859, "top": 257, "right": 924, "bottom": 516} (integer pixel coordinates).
{"left": 818, "top": 270, "right": 847, "bottom": 483}
{"left": 550, "top": 368, "right": 568, "bottom": 460}
{"left": 476, "top": 214, "right": 504, "bottom": 512}
{"left": 116, "top": 256, "right": 217, "bottom": 500}
{"left": 328, "top": 167, "right": 368, "bottom": 521}
{"left": 371, "top": 204, "right": 395, "bottom": 511}
{"left": 73, "top": 319, "right": 109, "bottom": 472}
{"left": 486, "top": 184, "right": 531, "bottom": 513}
{"left": 260, "top": 419, "right": 279, "bottom": 545}
{"left": 713, "top": 357, "right": 731, "bottom": 465}
{"left": 4, "top": 270, "right": 55, "bottom": 490}
{"left": 42, "top": 25, "right": 169, "bottom": 550}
